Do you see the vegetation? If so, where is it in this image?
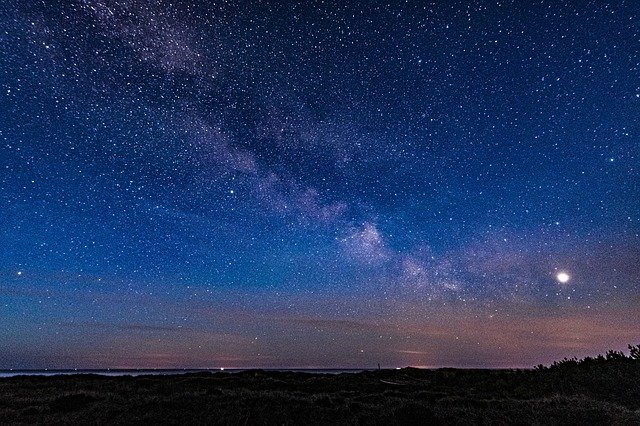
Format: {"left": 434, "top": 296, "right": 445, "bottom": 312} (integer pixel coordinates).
{"left": 1, "top": 345, "right": 638, "bottom": 425}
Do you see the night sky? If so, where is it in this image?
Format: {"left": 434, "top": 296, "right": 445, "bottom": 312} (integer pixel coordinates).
{"left": 1, "top": 0, "right": 638, "bottom": 369}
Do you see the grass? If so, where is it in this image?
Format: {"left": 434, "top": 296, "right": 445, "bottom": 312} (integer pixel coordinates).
{"left": 0, "top": 346, "right": 638, "bottom": 424}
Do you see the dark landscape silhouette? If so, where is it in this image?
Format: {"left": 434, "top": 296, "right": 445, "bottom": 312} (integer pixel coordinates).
{"left": 1, "top": 345, "right": 638, "bottom": 424}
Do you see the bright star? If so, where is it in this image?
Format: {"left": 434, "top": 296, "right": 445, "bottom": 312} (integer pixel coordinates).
{"left": 556, "top": 272, "right": 570, "bottom": 283}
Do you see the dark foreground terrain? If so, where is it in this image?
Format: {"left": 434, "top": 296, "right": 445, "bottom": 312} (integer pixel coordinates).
{"left": 1, "top": 349, "right": 639, "bottom": 425}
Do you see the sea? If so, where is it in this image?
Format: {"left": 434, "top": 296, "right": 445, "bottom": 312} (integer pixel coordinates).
{"left": 0, "top": 368, "right": 371, "bottom": 378}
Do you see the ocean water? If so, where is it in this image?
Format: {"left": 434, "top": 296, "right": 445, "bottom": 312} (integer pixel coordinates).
{"left": 0, "top": 368, "right": 369, "bottom": 378}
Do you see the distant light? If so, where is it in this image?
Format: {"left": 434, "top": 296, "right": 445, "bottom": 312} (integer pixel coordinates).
{"left": 556, "top": 272, "right": 570, "bottom": 283}
{"left": 220, "top": 367, "right": 224, "bottom": 371}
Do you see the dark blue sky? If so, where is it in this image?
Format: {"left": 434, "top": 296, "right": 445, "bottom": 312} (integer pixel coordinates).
{"left": 1, "top": 0, "right": 638, "bottom": 369}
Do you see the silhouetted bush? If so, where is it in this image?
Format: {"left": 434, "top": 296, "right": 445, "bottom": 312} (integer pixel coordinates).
{"left": 629, "top": 344, "right": 640, "bottom": 360}
{"left": 543, "top": 344, "right": 640, "bottom": 370}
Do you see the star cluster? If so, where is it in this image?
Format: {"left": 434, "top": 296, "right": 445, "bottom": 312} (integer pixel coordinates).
{"left": 1, "top": 0, "right": 638, "bottom": 369}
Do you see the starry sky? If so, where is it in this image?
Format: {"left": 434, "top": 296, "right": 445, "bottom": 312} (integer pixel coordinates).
{"left": 1, "top": 0, "right": 638, "bottom": 369}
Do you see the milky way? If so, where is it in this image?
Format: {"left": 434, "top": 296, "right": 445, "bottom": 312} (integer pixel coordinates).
{"left": 1, "top": 1, "right": 638, "bottom": 369}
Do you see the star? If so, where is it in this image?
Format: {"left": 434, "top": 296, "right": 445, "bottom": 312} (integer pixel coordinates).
{"left": 556, "top": 272, "right": 570, "bottom": 284}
